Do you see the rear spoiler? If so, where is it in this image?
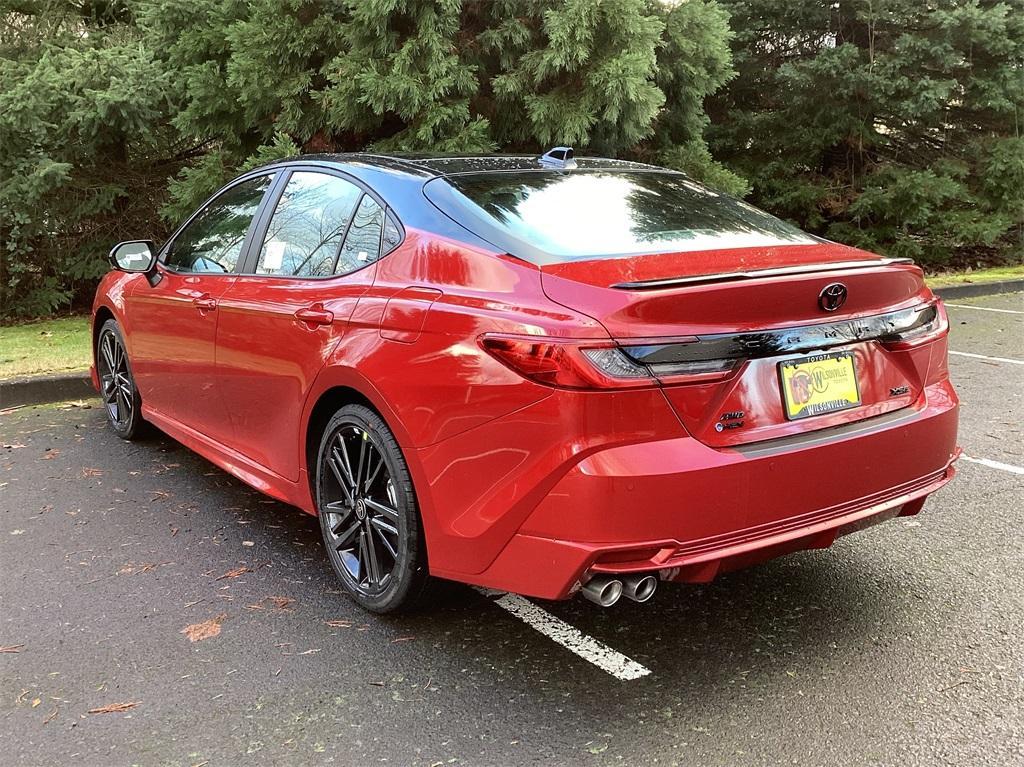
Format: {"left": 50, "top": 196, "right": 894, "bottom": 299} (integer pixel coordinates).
{"left": 611, "top": 258, "right": 915, "bottom": 290}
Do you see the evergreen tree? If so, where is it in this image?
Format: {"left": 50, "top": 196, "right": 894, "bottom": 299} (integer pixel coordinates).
{"left": 9, "top": 0, "right": 1019, "bottom": 318}
{"left": 649, "top": 0, "right": 747, "bottom": 193}
{"left": 324, "top": 0, "right": 491, "bottom": 152}
{"left": 142, "top": 0, "right": 738, "bottom": 219}
{"left": 0, "top": 0, "right": 176, "bottom": 316}
{"left": 486, "top": 0, "right": 666, "bottom": 151}
{"left": 9, "top": 1, "right": 740, "bottom": 316}
{"left": 709, "top": 0, "right": 1024, "bottom": 267}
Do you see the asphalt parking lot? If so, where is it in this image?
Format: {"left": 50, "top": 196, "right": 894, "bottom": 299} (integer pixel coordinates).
{"left": 2, "top": 292, "right": 1022, "bottom": 766}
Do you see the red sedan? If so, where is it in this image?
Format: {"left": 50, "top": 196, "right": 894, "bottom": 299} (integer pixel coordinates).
{"left": 92, "top": 150, "right": 960, "bottom": 612}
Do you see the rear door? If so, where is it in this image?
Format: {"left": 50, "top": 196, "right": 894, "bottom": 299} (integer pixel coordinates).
{"left": 127, "top": 173, "right": 275, "bottom": 444}
{"left": 214, "top": 168, "right": 398, "bottom": 481}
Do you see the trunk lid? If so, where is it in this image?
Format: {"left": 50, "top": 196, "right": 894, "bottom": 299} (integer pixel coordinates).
{"left": 541, "top": 243, "right": 938, "bottom": 447}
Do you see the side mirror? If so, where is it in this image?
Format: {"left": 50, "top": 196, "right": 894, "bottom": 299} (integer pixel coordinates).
{"left": 109, "top": 240, "right": 157, "bottom": 273}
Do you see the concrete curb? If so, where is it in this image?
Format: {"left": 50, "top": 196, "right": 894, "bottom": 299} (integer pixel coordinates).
{"left": 0, "top": 372, "right": 95, "bottom": 410}
{"left": 933, "top": 278, "right": 1024, "bottom": 300}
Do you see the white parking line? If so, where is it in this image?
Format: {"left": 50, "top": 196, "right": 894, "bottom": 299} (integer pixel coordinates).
{"left": 949, "top": 350, "right": 1024, "bottom": 366}
{"left": 946, "top": 303, "right": 1024, "bottom": 315}
{"left": 478, "top": 589, "right": 652, "bottom": 681}
{"left": 962, "top": 455, "right": 1024, "bottom": 476}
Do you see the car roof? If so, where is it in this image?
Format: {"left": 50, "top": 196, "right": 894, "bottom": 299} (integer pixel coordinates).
{"left": 277, "top": 152, "right": 661, "bottom": 178}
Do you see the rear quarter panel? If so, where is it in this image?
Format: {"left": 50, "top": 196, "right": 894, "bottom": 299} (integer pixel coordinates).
{"left": 322, "top": 230, "right": 607, "bottom": 449}
{"left": 305, "top": 230, "right": 617, "bottom": 572}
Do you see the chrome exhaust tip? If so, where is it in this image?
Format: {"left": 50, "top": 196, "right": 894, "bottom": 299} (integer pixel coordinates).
{"left": 581, "top": 576, "right": 624, "bottom": 607}
{"left": 621, "top": 574, "right": 658, "bottom": 603}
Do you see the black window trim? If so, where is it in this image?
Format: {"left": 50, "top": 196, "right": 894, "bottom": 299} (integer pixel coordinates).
{"left": 235, "top": 164, "right": 406, "bottom": 281}
{"left": 157, "top": 169, "right": 282, "bottom": 277}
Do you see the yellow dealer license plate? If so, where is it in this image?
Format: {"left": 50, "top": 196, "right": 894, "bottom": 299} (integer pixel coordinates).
{"left": 779, "top": 350, "right": 861, "bottom": 420}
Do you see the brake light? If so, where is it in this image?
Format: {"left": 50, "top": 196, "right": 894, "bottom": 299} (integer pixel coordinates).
{"left": 878, "top": 300, "right": 948, "bottom": 349}
{"left": 615, "top": 337, "right": 742, "bottom": 384}
{"left": 480, "top": 335, "right": 739, "bottom": 389}
{"left": 480, "top": 336, "right": 652, "bottom": 389}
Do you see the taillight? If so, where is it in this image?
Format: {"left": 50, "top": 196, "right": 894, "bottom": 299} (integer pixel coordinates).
{"left": 479, "top": 335, "right": 739, "bottom": 389}
{"left": 877, "top": 300, "right": 948, "bottom": 349}
{"left": 480, "top": 336, "right": 652, "bottom": 389}
{"left": 579, "top": 348, "right": 652, "bottom": 380}
{"left": 645, "top": 357, "right": 740, "bottom": 384}
{"left": 619, "top": 300, "right": 948, "bottom": 378}
{"left": 481, "top": 300, "right": 946, "bottom": 391}
{"left": 616, "top": 338, "right": 742, "bottom": 384}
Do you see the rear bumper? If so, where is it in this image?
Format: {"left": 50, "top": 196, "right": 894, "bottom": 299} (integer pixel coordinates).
{"left": 462, "top": 379, "right": 959, "bottom": 600}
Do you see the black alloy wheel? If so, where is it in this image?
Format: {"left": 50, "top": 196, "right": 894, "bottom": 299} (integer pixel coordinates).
{"left": 317, "top": 405, "right": 428, "bottom": 613}
{"left": 97, "top": 319, "right": 145, "bottom": 440}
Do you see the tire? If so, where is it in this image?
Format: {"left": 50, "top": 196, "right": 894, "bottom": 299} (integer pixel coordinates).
{"left": 96, "top": 319, "right": 147, "bottom": 441}
{"left": 316, "top": 404, "right": 429, "bottom": 613}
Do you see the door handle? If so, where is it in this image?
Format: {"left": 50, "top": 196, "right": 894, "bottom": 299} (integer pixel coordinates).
{"left": 294, "top": 306, "right": 334, "bottom": 326}
{"left": 193, "top": 295, "right": 217, "bottom": 311}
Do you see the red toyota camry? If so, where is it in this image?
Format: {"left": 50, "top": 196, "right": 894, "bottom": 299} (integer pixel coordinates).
{"left": 92, "top": 150, "right": 960, "bottom": 612}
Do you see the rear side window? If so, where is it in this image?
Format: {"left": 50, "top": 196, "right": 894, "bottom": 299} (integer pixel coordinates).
{"left": 256, "top": 172, "right": 363, "bottom": 277}
{"left": 425, "top": 170, "right": 816, "bottom": 264}
{"left": 164, "top": 175, "right": 272, "bottom": 273}
{"left": 335, "top": 195, "right": 385, "bottom": 275}
{"left": 382, "top": 214, "right": 402, "bottom": 254}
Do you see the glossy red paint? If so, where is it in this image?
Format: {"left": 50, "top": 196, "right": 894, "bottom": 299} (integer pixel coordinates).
{"left": 541, "top": 244, "right": 928, "bottom": 337}
{"left": 92, "top": 161, "right": 960, "bottom": 603}
{"left": 213, "top": 265, "right": 374, "bottom": 481}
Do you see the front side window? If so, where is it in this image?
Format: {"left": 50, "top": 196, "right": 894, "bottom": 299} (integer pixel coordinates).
{"left": 164, "top": 175, "right": 272, "bottom": 273}
{"left": 255, "top": 172, "right": 363, "bottom": 277}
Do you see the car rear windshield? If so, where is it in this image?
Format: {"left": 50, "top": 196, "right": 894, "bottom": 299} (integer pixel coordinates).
{"left": 424, "top": 170, "right": 816, "bottom": 264}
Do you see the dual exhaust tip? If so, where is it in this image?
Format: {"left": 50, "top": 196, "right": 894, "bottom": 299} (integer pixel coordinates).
{"left": 581, "top": 573, "right": 657, "bottom": 607}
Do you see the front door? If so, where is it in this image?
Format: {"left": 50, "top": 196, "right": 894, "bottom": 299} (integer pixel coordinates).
{"left": 127, "top": 173, "right": 275, "bottom": 445}
{"left": 214, "top": 169, "right": 393, "bottom": 481}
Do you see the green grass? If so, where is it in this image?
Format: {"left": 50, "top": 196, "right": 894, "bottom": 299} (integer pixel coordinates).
{"left": 925, "top": 264, "right": 1024, "bottom": 288}
{"left": 0, "top": 315, "right": 91, "bottom": 380}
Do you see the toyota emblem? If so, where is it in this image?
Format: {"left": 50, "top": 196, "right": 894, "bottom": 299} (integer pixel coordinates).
{"left": 818, "top": 282, "right": 848, "bottom": 312}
